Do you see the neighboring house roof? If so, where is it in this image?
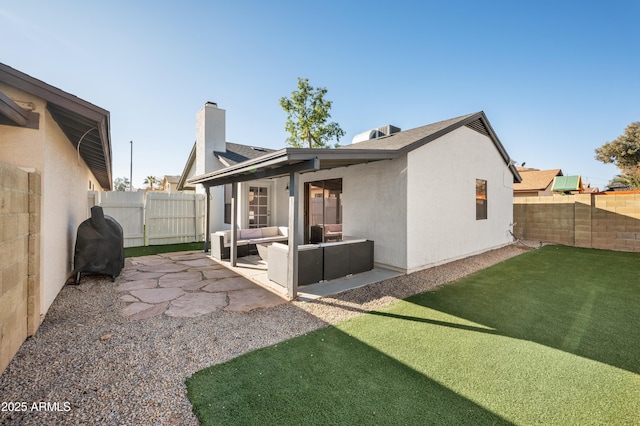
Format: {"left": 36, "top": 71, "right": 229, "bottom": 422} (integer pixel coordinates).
{"left": 177, "top": 142, "right": 275, "bottom": 190}
{"left": 552, "top": 175, "right": 584, "bottom": 192}
{"left": 0, "top": 63, "right": 112, "bottom": 190}
{"left": 513, "top": 168, "right": 563, "bottom": 192}
{"left": 606, "top": 182, "right": 631, "bottom": 192}
{"left": 188, "top": 111, "right": 522, "bottom": 187}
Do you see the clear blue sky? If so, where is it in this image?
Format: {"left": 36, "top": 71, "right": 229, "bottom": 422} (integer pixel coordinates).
{"left": 2, "top": 1, "right": 638, "bottom": 189}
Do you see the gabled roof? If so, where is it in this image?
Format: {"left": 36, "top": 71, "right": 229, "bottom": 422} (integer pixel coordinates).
{"left": 188, "top": 111, "right": 522, "bottom": 187}
{"left": 163, "top": 175, "right": 181, "bottom": 184}
{"left": 513, "top": 168, "right": 563, "bottom": 192}
{"left": 177, "top": 142, "right": 275, "bottom": 190}
{"left": 0, "top": 63, "right": 112, "bottom": 190}
{"left": 552, "top": 175, "right": 584, "bottom": 192}
{"left": 215, "top": 142, "right": 276, "bottom": 167}
{"left": 341, "top": 112, "right": 477, "bottom": 151}
{"left": 340, "top": 111, "right": 520, "bottom": 180}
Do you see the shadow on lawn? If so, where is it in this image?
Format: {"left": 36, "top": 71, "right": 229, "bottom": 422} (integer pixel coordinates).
{"left": 187, "top": 322, "right": 514, "bottom": 425}
{"left": 401, "top": 245, "right": 640, "bottom": 375}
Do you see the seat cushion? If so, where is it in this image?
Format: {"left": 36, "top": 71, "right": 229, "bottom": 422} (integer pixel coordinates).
{"left": 261, "top": 227, "right": 279, "bottom": 238}
{"left": 240, "top": 228, "right": 262, "bottom": 239}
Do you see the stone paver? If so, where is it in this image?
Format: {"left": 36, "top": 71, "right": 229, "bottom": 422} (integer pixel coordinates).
{"left": 165, "top": 292, "right": 228, "bottom": 318}
{"left": 129, "top": 255, "right": 170, "bottom": 266}
{"left": 202, "top": 277, "right": 255, "bottom": 292}
{"left": 163, "top": 253, "right": 204, "bottom": 261}
{"left": 177, "top": 258, "right": 217, "bottom": 267}
{"left": 136, "top": 263, "right": 191, "bottom": 273}
{"left": 116, "top": 279, "right": 158, "bottom": 292}
{"left": 158, "top": 271, "right": 203, "bottom": 287}
{"left": 122, "top": 302, "right": 156, "bottom": 317}
{"left": 120, "top": 271, "right": 165, "bottom": 281}
{"left": 202, "top": 268, "right": 239, "bottom": 279}
{"left": 226, "top": 288, "right": 287, "bottom": 312}
{"left": 117, "top": 251, "right": 286, "bottom": 320}
{"left": 130, "top": 287, "right": 185, "bottom": 304}
{"left": 129, "top": 302, "right": 169, "bottom": 321}
{"left": 120, "top": 294, "right": 139, "bottom": 302}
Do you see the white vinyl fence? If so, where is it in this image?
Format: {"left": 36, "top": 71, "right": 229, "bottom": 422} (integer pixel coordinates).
{"left": 89, "top": 191, "right": 205, "bottom": 248}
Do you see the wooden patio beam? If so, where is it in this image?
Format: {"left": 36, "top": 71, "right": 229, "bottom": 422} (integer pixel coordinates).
{"left": 0, "top": 90, "right": 39, "bottom": 129}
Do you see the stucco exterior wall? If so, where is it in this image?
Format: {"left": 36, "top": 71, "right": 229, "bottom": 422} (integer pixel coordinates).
{"left": 406, "top": 126, "right": 514, "bottom": 272}
{"left": 0, "top": 84, "right": 45, "bottom": 171}
{"left": 293, "top": 157, "right": 408, "bottom": 270}
{"left": 0, "top": 85, "right": 103, "bottom": 317}
{"left": 40, "top": 111, "right": 102, "bottom": 312}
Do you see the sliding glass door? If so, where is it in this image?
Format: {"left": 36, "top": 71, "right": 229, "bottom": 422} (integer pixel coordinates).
{"left": 304, "top": 179, "right": 342, "bottom": 243}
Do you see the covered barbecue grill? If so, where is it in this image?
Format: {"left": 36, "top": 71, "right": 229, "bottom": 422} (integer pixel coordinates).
{"left": 73, "top": 206, "right": 124, "bottom": 284}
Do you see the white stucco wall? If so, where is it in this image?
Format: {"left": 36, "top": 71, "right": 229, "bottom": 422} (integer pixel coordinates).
{"left": 406, "top": 126, "right": 514, "bottom": 272}
{"left": 0, "top": 85, "right": 104, "bottom": 317}
{"left": 291, "top": 158, "right": 408, "bottom": 270}
{"left": 41, "top": 111, "right": 102, "bottom": 313}
{"left": 195, "top": 103, "right": 225, "bottom": 178}
{"left": 271, "top": 176, "right": 289, "bottom": 226}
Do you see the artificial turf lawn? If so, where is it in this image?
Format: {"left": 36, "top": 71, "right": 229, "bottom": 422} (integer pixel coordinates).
{"left": 124, "top": 242, "right": 204, "bottom": 258}
{"left": 186, "top": 245, "right": 640, "bottom": 425}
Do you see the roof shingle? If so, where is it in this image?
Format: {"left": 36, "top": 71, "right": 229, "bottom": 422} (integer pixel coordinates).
{"left": 513, "top": 169, "right": 563, "bottom": 192}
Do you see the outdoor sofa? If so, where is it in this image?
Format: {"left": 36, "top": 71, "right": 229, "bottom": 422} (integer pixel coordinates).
{"left": 211, "top": 226, "right": 288, "bottom": 260}
{"left": 267, "top": 238, "right": 374, "bottom": 287}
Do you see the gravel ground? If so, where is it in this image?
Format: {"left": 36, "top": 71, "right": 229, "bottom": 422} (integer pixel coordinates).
{"left": 0, "top": 243, "right": 532, "bottom": 425}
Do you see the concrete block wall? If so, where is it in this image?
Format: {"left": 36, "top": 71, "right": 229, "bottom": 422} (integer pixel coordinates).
{"left": 0, "top": 162, "right": 41, "bottom": 374}
{"left": 514, "top": 193, "right": 640, "bottom": 252}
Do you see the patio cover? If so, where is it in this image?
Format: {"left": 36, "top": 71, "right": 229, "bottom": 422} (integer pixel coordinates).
{"left": 187, "top": 148, "right": 398, "bottom": 299}
{"left": 187, "top": 148, "right": 399, "bottom": 187}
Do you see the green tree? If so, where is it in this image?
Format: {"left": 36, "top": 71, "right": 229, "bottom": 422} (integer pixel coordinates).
{"left": 279, "top": 77, "right": 345, "bottom": 148}
{"left": 113, "top": 177, "right": 130, "bottom": 191}
{"left": 143, "top": 176, "right": 158, "bottom": 190}
{"left": 595, "top": 122, "right": 640, "bottom": 189}
{"left": 595, "top": 121, "right": 640, "bottom": 171}
{"left": 608, "top": 167, "right": 640, "bottom": 190}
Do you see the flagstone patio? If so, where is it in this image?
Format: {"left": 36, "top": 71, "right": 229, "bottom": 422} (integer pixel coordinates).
{"left": 118, "top": 251, "right": 286, "bottom": 320}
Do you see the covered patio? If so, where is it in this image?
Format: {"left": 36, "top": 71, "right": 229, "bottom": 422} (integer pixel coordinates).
{"left": 187, "top": 148, "right": 398, "bottom": 299}
{"left": 212, "top": 253, "right": 401, "bottom": 301}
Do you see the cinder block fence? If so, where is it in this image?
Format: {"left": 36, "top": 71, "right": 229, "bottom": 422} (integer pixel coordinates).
{"left": 0, "top": 161, "right": 41, "bottom": 374}
{"left": 514, "top": 193, "right": 640, "bottom": 252}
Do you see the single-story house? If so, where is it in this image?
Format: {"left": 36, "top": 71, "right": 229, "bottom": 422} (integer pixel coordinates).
{"left": 0, "top": 62, "right": 111, "bottom": 372}
{"left": 182, "top": 103, "right": 521, "bottom": 298}
{"left": 513, "top": 167, "right": 563, "bottom": 197}
{"left": 161, "top": 175, "right": 183, "bottom": 193}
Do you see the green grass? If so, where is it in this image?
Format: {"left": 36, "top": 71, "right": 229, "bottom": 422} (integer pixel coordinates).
{"left": 186, "top": 246, "right": 640, "bottom": 425}
{"left": 124, "top": 242, "right": 204, "bottom": 258}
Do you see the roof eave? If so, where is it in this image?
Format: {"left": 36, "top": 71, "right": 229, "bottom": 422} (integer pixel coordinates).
{"left": 177, "top": 143, "right": 197, "bottom": 191}
{"left": 186, "top": 147, "right": 398, "bottom": 187}
{"left": 0, "top": 63, "right": 113, "bottom": 190}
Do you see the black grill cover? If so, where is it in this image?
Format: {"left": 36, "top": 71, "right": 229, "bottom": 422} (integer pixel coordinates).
{"left": 73, "top": 206, "right": 124, "bottom": 283}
